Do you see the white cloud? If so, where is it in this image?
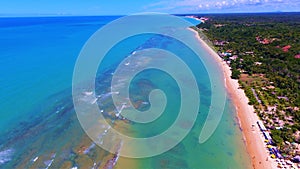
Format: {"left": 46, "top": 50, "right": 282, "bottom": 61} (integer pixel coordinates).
{"left": 143, "top": 0, "right": 299, "bottom": 13}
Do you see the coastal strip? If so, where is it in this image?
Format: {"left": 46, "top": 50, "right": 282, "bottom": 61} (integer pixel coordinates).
{"left": 189, "top": 28, "right": 277, "bottom": 169}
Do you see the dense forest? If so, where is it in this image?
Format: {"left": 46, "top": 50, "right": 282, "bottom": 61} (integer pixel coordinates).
{"left": 196, "top": 13, "right": 300, "bottom": 157}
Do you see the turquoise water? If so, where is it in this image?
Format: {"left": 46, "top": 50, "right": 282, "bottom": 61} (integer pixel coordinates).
{"left": 0, "top": 16, "right": 119, "bottom": 131}
{"left": 0, "top": 16, "right": 251, "bottom": 168}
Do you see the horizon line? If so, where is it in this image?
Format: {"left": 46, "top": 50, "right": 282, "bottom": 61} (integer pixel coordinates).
{"left": 0, "top": 11, "right": 300, "bottom": 18}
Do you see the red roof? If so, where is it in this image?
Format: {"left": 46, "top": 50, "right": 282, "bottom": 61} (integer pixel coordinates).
{"left": 282, "top": 45, "right": 291, "bottom": 52}
{"left": 295, "top": 54, "right": 300, "bottom": 59}
{"left": 262, "top": 38, "right": 271, "bottom": 44}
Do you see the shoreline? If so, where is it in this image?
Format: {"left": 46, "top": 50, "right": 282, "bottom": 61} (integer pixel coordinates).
{"left": 189, "top": 28, "right": 277, "bottom": 169}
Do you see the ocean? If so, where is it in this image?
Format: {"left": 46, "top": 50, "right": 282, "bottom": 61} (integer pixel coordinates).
{"left": 0, "top": 16, "right": 251, "bottom": 168}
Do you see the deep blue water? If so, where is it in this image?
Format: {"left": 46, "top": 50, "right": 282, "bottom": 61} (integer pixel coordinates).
{"left": 0, "top": 16, "right": 116, "bottom": 130}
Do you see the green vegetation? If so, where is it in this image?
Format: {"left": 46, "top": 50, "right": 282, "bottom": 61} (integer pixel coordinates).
{"left": 196, "top": 13, "right": 300, "bottom": 154}
{"left": 231, "top": 69, "right": 241, "bottom": 79}
{"left": 239, "top": 81, "right": 259, "bottom": 105}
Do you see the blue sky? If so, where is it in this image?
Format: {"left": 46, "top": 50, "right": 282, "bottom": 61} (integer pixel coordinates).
{"left": 1, "top": 0, "right": 299, "bottom": 16}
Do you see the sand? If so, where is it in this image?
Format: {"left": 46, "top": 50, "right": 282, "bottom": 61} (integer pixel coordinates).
{"left": 190, "top": 28, "right": 277, "bottom": 169}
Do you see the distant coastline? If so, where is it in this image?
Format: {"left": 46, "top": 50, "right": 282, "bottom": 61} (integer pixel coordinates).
{"left": 1, "top": 11, "right": 300, "bottom": 18}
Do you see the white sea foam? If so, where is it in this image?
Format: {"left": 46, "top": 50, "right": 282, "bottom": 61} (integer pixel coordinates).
{"left": 44, "top": 153, "right": 56, "bottom": 169}
{"left": 116, "top": 104, "right": 127, "bottom": 117}
{"left": 83, "top": 91, "right": 93, "bottom": 96}
{"left": 91, "top": 98, "right": 98, "bottom": 104}
{"left": 0, "top": 149, "right": 13, "bottom": 165}
{"left": 112, "top": 141, "right": 123, "bottom": 166}
{"left": 99, "top": 92, "right": 119, "bottom": 101}
{"left": 84, "top": 143, "right": 96, "bottom": 154}
{"left": 32, "top": 156, "right": 39, "bottom": 162}
{"left": 44, "top": 159, "right": 54, "bottom": 169}
{"left": 80, "top": 94, "right": 98, "bottom": 104}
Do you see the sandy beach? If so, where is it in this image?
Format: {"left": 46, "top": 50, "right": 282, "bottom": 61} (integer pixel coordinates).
{"left": 190, "top": 28, "right": 277, "bottom": 169}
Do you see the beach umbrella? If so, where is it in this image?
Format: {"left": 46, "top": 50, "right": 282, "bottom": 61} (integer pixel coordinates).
{"left": 293, "top": 155, "right": 300, "bottom": 163}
